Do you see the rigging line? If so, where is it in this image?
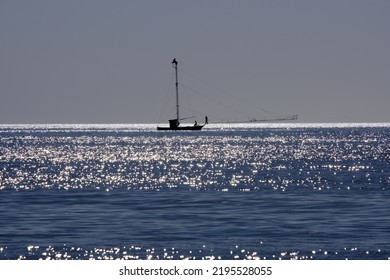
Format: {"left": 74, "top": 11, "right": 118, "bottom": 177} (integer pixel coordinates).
{"left": 179, "top": 68, "right": 294, "bottom": 118}
{"left": 177, "top": 70, "right": 216, "bottom": 120}
{"left": 237, "top": 97, "right": 294, "bottom": 118}
{"left": 228, "top": 92, "right": 293, "bottom": 118}
{"left": 178, "top": 99, "right": 211, "bottom": 120}
{"left": 180, "top": 84, "right": 251, "bottom": 119}
{"left": 179, "top": 80, "right": 196, "bottom": 119}
{"left": 158, "top": 70, "right": 176, "bottom": 123}
{"left": 178, "top": 70, "right": 249, "bottom": 118}
{"left": 179, "top": 68, "right": 226, "bottom": 94}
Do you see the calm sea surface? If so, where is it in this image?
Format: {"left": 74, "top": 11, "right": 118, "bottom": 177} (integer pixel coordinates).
{"left": 0, "top": 123, "right": 389, "bottom": 260}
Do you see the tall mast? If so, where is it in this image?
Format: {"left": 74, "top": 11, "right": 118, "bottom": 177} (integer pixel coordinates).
{"left": 172, "top": 58, "right": 179, "bottom": 122}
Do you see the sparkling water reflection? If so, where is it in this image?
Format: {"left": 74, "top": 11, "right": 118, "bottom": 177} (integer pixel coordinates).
{"left": 0, "top": 123, "right": 389, "bottom": 259}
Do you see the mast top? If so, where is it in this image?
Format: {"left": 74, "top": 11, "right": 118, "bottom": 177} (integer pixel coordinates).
{"left": 172, "top": 58, "right": 178, "bottom": 65}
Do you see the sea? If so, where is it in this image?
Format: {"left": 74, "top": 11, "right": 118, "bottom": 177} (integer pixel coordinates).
{"left": 0, "top": 123, "right": 389, "bottom": 260}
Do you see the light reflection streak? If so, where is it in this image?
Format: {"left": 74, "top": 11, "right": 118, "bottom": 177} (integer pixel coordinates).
{"left": 1, "top": 244, "right": 387, "bottom": 260}
{"left": 1, "top": 125, "right": 390, "bottom": 192}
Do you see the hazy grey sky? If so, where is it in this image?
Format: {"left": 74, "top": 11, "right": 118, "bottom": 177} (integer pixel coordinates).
{"left": 1, "top": 0, "right": 389, "bottom": 123}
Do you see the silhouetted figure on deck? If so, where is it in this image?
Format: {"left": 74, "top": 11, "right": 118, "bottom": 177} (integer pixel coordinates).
{"left": 205, "top": 116, "right": 208, "bottom": 124}
{"left": 194, "top": 120, "right": 198, "bottom": 126}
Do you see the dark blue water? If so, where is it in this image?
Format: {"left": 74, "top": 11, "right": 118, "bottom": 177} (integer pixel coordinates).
{"left": 1, "top": 124, "right": 389, "bottom": 259}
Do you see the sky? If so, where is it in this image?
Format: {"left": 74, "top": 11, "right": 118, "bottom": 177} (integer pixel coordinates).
{"left": 1, "top": 0, "right": 389, "bottom": 124}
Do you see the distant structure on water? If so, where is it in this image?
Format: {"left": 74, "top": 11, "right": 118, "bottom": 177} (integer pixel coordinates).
{"left": 157, "top": 59, "right": 207, "bottom": 131}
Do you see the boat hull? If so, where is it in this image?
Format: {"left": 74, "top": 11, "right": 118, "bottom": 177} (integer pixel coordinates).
{"left": 157, "top": 125, "right": 204, "bottom": 131}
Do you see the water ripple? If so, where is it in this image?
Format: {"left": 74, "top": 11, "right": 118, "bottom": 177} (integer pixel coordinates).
{"left": 1, "top": 124, "right": 390, "bottom": 260}
{"left": 1, "top": 125, "right": 389, "bottom": 192}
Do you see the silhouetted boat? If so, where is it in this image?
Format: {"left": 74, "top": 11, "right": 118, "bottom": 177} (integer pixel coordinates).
{"left": 157, "top": 59, "right": 206, "bottom": 131}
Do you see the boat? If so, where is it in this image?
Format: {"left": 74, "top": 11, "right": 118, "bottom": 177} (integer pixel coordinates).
{"left": 157, "top": 59, "right": 207, "bottom": 131}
